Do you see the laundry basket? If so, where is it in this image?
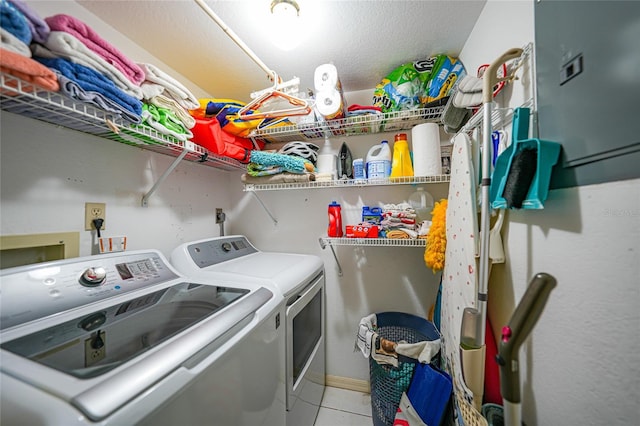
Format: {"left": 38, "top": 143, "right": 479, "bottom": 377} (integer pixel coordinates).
{"left": 369, "top": 312, "right": 440, "bottom": 426}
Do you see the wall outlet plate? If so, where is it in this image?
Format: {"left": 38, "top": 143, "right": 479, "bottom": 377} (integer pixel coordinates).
{"left": 85, "top": 202, "right": 106, "bottom": 231}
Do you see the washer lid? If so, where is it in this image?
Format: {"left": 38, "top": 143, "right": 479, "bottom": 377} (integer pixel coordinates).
{"left": 1, "top": 285, "right": 273, "bottom": 421}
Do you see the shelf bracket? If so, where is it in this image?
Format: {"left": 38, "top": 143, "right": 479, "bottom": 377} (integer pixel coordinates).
{"left": 141, "top": 149, "right": 189, "bottom": 207}
{"left": 318, "top": 238, "right": 343, "bottom": 276}
{"left": 251, "top": 192, "right": 278, "bottom": 225}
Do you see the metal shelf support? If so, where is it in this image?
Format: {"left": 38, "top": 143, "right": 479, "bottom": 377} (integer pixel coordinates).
{"left": 319, "top": 238, "right": 343, "bottom": 276}
{"left": 141, "top": 149, "right": 189, "bottom": 207}
{"left": 251, "top": 192, "right": 278, "bottom": 226}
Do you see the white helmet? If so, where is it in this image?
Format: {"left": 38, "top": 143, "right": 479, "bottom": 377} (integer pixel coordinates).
{"left": 278, "top": 141, "right": 320, "bottom": 165}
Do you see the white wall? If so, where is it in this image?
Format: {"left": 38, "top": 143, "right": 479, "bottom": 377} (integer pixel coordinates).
{"left": 459, "top": 1, "right": 640, "bottom": 425}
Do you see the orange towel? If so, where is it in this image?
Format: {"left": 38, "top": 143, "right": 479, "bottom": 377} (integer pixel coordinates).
{"left": 1, "top": 47, "right": 59, "bottom": 95}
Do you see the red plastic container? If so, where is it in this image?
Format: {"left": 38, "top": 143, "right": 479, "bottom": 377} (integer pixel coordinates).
{"left": 328, "top": 201, "right": 343, "bottom": 237}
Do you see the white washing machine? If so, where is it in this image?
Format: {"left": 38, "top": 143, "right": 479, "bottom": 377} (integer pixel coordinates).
{"left": 0, "top": 250, "right": 285, "bottom": 426}
{"left": 171, "top": 235, "right": 326, "bottom": 426}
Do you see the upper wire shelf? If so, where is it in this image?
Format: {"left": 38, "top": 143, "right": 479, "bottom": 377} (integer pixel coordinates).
{"left": 0, "top": 72, "right": 245, "bottom": 171}
{"left": 243, "top": 174, "right": 450, "bottom": 191}
{"left": 249, "top": 105, "right": 446, "bottom": 144}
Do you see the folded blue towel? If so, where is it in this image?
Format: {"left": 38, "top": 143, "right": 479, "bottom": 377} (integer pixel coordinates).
{"left": 54, "top": 71, "right": 142, "bottom": 124}
{"left": 36, "top": 56, "right": 142, "bottom": 117}
{"left": 7, "top": 0, "right": 50, "bottom": 44}
{"left": 0, "top": 0, "right": 32, "bottom": 45}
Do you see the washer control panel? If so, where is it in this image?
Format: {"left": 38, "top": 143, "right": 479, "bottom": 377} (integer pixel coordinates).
{"left": 187, "top": 236, "right": 258, "bottom": 268}
{"left": 0, "top": 251, "right": 179, "bottom": 330}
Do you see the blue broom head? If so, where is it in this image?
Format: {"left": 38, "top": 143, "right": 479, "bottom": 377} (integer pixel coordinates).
{"left": 249, "top": 150, "right": 312, "bottom": 174}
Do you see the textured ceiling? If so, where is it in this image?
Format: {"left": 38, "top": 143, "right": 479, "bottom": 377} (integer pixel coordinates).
{"left": 77, "top": 0, "right": 486, "bottom": 103}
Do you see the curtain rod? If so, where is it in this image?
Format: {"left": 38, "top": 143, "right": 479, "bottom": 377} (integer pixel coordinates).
{"left": 193, "top": 0, "right": 276, "bottom": 82}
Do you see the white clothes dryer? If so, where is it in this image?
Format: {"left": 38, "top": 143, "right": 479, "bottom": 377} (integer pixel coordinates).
{"left": 171, "top": 235, "right": 326, "bottom": 426}
{"left": 0, "top": 250, "right": 285, "bottom": 426}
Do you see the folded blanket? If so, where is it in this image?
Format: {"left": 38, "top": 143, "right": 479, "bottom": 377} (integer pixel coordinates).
{"left": 241, "top": 172, "right": 315, "bottom": 184}
{"left": 1, "top": 0, "right": 31, "bottom": 45}
{"left": 1, "top": 27, "right": 30, "bottom": 57}
{"left": 53, "top": 70, "right": 142, "bottom": 124}
{"left": 149, "top": 94, "right": 196, "bottom": 129}
{"left": 141, "top": 103, "right": 193, "bottom": 141}
{"left": 45, "top": 14, "right": 144, "bottom": 85}
{"left": 38, "top": 32, "right": 142, "bottom": 99}
{"left": 386, "top": 229, "right": 412, "bottom": 239}
{"left": 0, "top": 47, "right": 59, "bottom": 94}
{"left": 138, "top": 63, "right": 199, "bottom": 110}
{"left": 36, "top": 56, "right": 142, "bottom": 117}
{"left": 7, "top": 0, "right": 49, "bottom": 44}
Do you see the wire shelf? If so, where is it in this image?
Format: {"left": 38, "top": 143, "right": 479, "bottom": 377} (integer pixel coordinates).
{"left": 320, "top": 237, "right": 427, "bottom": 247}
{"left": 0, "top": 72, "right": 245, "bottom": 171}
{"left": 243, "top": 174, "right": 450, "bottom": 191}
{"left": 249, "top": 105, "right": 446, "bottom": 143}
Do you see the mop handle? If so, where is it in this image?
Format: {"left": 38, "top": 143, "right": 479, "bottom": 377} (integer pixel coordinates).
{"left": 498, "top": 273, "right": 557, "bottom": 403}
{"left": 483, "top": 48, "right": 523, "bottom": 104}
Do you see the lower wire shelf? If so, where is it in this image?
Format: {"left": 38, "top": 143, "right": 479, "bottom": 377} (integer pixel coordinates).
{"left": 318, "top": 237, "right": 427, "bottom": 277}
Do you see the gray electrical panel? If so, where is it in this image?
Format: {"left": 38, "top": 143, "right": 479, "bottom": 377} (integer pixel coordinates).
{"left": 534, "top": 0, "right": 640, "bottom": 189}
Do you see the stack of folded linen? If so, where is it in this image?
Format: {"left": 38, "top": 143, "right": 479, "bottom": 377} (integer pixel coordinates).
{"left": 137, "top": 62, "right": 199, "bottom": 141}
{"left": 0, "top": 0, "right": 58, "bottom": 93}
{"left": 381, "top": 202, "right": 418, "bottom": 239}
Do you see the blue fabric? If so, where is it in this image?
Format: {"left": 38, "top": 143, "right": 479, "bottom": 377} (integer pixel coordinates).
{"left": 1, "top": 0, "right": 32, "bottom": 45}
{"left": 407, "top": 363, "right": 452, "bottom": 426}
{"left": 36, "top": 56, "right": 142, "bottom": 116}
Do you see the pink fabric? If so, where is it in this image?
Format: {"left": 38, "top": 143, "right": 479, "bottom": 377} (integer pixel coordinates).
{"left": 45, "top": 14, "right": 144, "bottom": 86}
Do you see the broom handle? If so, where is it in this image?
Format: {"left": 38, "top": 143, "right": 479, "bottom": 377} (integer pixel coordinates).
{"left": 483, "top": 48, "right": 523, "bottom": 104}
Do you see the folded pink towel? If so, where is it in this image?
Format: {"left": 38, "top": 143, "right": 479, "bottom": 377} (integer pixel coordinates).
{"left": 45, "top": 14, "right": 144, "bottom": 86}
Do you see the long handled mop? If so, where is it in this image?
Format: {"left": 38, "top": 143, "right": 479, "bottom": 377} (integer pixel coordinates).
{"left": 459, "top": 49, "right": 524, "bottom": 413}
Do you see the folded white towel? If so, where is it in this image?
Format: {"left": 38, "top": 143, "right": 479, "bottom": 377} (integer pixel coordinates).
{"left": 1, "top": 28, "right": 31, "bottom": 57}
{"left": 138, "top": 63, "right": 199, "bottom": 110}
{"left": 149, "top": 94, "right": 196, "bottom": 129}
{"left": 39, "top": 31, "right": 142, "bottom": 99}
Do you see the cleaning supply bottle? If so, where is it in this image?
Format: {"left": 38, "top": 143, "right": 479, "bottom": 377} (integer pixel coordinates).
{"left": 366, "top": 140, "right": 391, "bottom": 179}
{"left": 317, "top": 136, "right": 338, "bottom": 180}
{"left": 327, "top": 201, "right": 343, "bottom": 237}
{"left": 390, "top": 132, "right": 414, "bottom": 178}
{"left": 408, "top": 187, "right": 435, "bottom": 223}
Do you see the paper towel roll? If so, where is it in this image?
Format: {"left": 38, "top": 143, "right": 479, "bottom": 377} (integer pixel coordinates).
{"left": 316, "top": 89, "right": 345, "bottom": 120}
{"left": 412, "top": 122, "right": 442, "bottom": 176}
{"left": 314, "top": 63, "right": 339, "bottom": 93}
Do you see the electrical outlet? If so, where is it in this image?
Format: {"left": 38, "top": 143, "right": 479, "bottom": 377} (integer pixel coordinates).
{"left": 85, "top": 202, "right": 106, "bottom": 231}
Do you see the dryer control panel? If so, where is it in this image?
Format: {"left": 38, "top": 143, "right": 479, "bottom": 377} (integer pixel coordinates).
{"left": 0, "top": 251, "right": 179, "bottom": 330}
{"left": 186, "top": 236, "right": 258, "bottom": 268}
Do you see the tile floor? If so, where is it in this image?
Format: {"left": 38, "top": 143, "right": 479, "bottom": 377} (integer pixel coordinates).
{"left": 313, "top": 386, "right": 372, "bottom": 426}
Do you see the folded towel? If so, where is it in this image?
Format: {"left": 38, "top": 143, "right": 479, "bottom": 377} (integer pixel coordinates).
{"left": 386, "top": 229, "right": 412, "bottom": 239}
{"left": 53, "top": 70, "right": 142, "bottom": 124}
{"left": 7, "top": 0, "right": 49, "bottom": 44}
{"left": 45, "top": 14, "right": 144, "bottom": 85}
{"left": 241, "top": 172, "right": 315, "bottom": 184}
{"left": 138, "top": 63, "right": 199, "bottom": 110}
{"left": 38, "top": 32, "right": 142, "bottom": 99}
{"left": 0, "top": 47, "right": 59, "bottom": 94}
{"left": 0, "top": 0, "right": 31, "bottom": 45}
{"left": 149, "top": 94, "right": 196, "bottom": 129}
{"left": 36, "top": 56, "right": 142, "bottom": 117}
{"left": 1, "top": 27, "right": 31, "bottom": 57}
{"left": 141, "top": 103, "right": 193, "bottom": 141}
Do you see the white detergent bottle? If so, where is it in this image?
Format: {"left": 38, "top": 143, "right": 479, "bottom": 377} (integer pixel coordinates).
{"left": 366, "top": 140, "right": 391, "bottom": 179}
{"left": 316, "top": 136, "right": 338, "bottom": 180}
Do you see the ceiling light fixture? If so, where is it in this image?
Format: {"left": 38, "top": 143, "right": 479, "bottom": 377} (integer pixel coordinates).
{"left": 270, "top": 0, "right": 300, "bottom": 17}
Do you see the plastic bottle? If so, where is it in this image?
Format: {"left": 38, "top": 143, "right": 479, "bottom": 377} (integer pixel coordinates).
{"left": 317, "top": 136, "right": 338, "bottom": 180}
{"left": 390, "top": 133, "right": 414, "bottom": 178}
{"left": 408, "top": 187, "right": 435, "bottom": 223}
{"left": 327, "top": 201, "right": 343, "bottom": 237}
{"left": 366, "top": 140, "right": 391, "bottom": 179}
